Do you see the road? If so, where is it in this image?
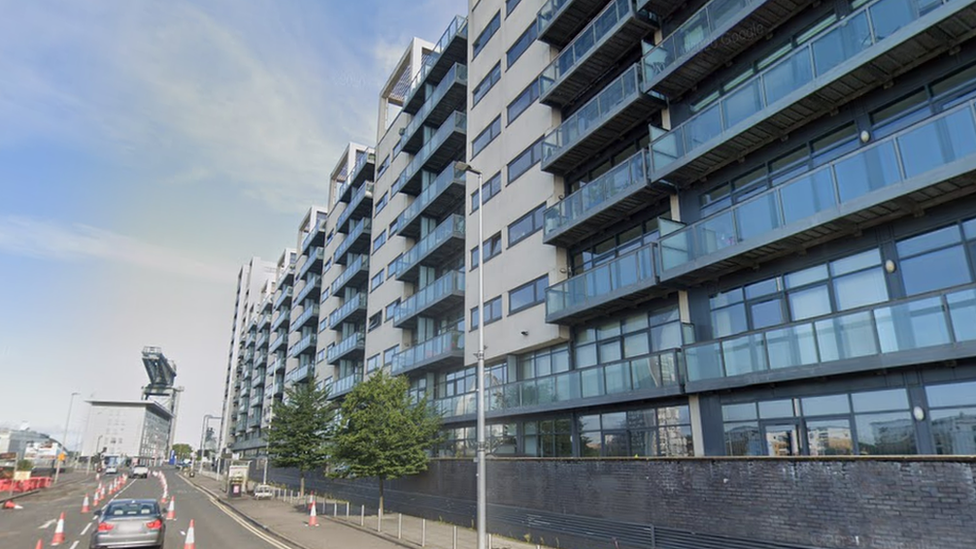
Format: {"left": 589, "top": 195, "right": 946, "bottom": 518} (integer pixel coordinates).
{"left": 0, "top": 469, "right": 298, "bottom": 549}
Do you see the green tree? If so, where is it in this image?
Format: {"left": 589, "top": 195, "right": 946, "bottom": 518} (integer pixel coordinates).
{"left": 332, "top": 370, "right": 442, "bottom": 517}
{"left": 265, "top": 381, "right": 336, "bottom": 495}
{"left": 171, "top": 443, "right": 193, "bottom": 461}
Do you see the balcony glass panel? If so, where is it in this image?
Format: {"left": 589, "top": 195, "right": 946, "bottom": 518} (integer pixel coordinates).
{"left": 391, "top": 330, "right": 464, "bottom": 375}
{"left": 301, "top": 221, "right": 323, "bottom": 252}
{"left": 394, "top": 271, "right": 465, "bottom": 325}
{"left": 333, "top": 218, "right": 372, "bottom": 262}
{"left": 403, "top": 64, "right": 468, "bottom": 141}
{"left": 349, "top": 150, "right": 375, "bottom": 184}
{"left": 642, "top": 0, "right": 759, "bottom": 84}
{"left": 290, "top": 305, "right": 320, "bottom": 330}
{"left": 331, "top": 256, "right": 369, "bottom": 295}
{"left": 542, "top": 65, "right": 641, "bottom": 165}
{"left": 332, "top": 371, "right": 363, "bottom": 396}
{"left": 649, "top": 0, "right": 958, "bottom": 174}
{"left": 328, "top": 332, "right": 365, "bottom": 363}
{"left": 687, "top": 285, "right": 976, "bottom": 382}
{"left": 336, "top": 183, "right": 374, "bottom": 231}
{"left": 397, "top": 215, "right": 466, "bottom": 276}
{"left": 404, "top": 16, "right": 467, "bottom": 105}
{"left": 544, "top": 150, "right": 647, "bottom": 237}
{"left": 397, "top": 164, "right": 465, "bottom": 231}
{"left": 298, "top": 249, "right": 323, "bottom": 279}
{"left": 394, "top": 112, "right": 467, "bottom": 196}
{"left": 539, "top": 0, "right": 645, "bottom": 97}
{"left": 537, "top": 0, "right": 571, "bottom": 35}
{"left": 329, "top": 294, "right": 365, "bottom": 328}
{"left": 546, "top": 241, "right": 657, "bottom": 317}
{"left": 659, "top": 99, "right": 976, "bottom": 271}
{"left": 295, "top": 276, "right": 320, "bottom": 304}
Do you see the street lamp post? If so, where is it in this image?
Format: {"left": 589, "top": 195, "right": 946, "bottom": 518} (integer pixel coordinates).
{"left": 456, "top": 161, "right": 486, "bottom": 549}
{"left": 263, "top": 398, "right": 274, "bottom": 485}
{"left": 199, "top": 414, "right": 220, "bottom": 474}
{"left": 54, "top": 392, "right": 80, "bottom": 484}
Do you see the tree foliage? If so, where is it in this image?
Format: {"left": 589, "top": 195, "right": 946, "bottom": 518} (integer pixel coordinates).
{"left": 266, "top": 381, "right": 336, "bottom": 493}
{"left": 171, "top": 443, "right": 193, "bottom": 460}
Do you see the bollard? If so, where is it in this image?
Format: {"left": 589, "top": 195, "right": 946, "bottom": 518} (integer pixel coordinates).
{"left": 488, "top": 533, "right": 493, "bottom": 549}
{"left": 360, "top": 504, "right": 365, "bottom": 526}
{"left": 398, "top": 513, "right": 402, "bottom": 539}
{"left": 453, "top": 525, "right": 458, "bottom": 549}
{"left": 334, "top": 502, "right": 337, "bottom": 516}
{"left": 422, "top": 518, "right": 426, "bottom": 547}
{"left": 346, "top": 502, "right": 350, "bottom": 518}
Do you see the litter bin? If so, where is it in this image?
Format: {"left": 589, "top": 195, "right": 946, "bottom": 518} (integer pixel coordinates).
{"left": 228, "top": 478, "right": 244, "bottom": 498}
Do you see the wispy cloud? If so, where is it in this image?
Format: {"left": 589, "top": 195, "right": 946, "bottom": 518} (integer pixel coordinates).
{"left": 0, "top": 215, "right": 236, "bottom": 283}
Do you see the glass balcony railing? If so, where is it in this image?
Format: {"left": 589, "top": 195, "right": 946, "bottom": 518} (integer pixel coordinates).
{"left": 541, "top": 65, "right": 645, "bottom": 169}
{"left": 392, "top": 112, "right": 467, "bottom": 196}
{"left": 258, "top": 313, "right": 271, "bottom": 327}
{"left": 328, "top": 332, "right": 366, "bottom": 363}
{"left": 687, "top": 285, "right": 976, "bottom": 384}
{"left": 255, "top": 332, "right": 268, "bottom": 349}
{"left": 394, "top": 271, "right": 465, "bottom": 326}
{"left": 641, "top": 0, "right": 761, "bottom": 89}
{"left": 544, "top": 150, "right": 648, "bottom": 240}
{"left": 331, "top": 371, "right": 363, "bottom": 397}
{"left": 546, "top": 241, "right": 657, "bottom": 320}
{"left": 335, "top": 177, "right": 353, "bottom": 205}
{"left": 333, "top": 218, "right": 372, "bottom": 264}
{"left": 329, "top": 293, "right": 366, "bottom": 329}
{"left": 294, "top": 276, "right": 321, "bottom": 304}
{"left": 290, "top": 305, "right": 320, "bottom": 331}
{"left": 284, "top": 364, "right": 311, "bottom": 385}
{"left": 539, "top": 0, "right": 648, "bottom": 100}
{"left": 403, "top": 64, "right": 468, "bottom": 144}
{"left": 391, "top": 330, "right": 465, "bottom": 376}
{"left": 331, "top": 255, "right": 369, "bottom": 296}
{"left": 649, "top": 0, "right": 959, "bottom": 176}
{"left": 336, "top": 183, "right": 374, "bottom": 232}
{"left": 349, "top": 150, "right": 375, "bottom": 185}
{"left": 289, "top": 333, "right": 317, "bottom": 358}
{"left": 269, "top": 333, "right": 285, "bottom": 353}
{"left": 396, "top": 164, "right": 465, "bottom": 236}
{"left": 404, "top": 15, "right": 468, "bottom": 108}
{"left": 659, "top": 96, "right": 976, "bottom": 274}
{"left": 273, "top": 286, "right": 293, "bottom": 309}
{"left": 298, "top": 248, "right": 323, "bottom": 279}
{"left": 396, "top": 215, "right": 465, "bottom": 279}
{"left": 537, "top": 0, "right": 573, "bottom": 37}
{"left": 301, "top": 220, "right": 324, "bottom": 252}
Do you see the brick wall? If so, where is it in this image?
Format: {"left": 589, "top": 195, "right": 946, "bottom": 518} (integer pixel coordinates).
{"left": 268, "top": 458, "right": 976, "bottom": 549}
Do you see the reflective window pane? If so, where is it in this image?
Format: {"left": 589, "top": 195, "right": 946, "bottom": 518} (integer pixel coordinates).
{"left": 930, "top": 407, "right": 976, "bottom": 454}
{"left": 901, "top": 246, "right": 971, "bottom": 296}
{"left": 725, "top": 422, "right": 762, "bottom": 456}
{"left": 855, "top": 412, "right": 916, "bottom": 455}
{"left": 723, "top": 403, "right": 758, "bottom": 421}
{"left": 926, "top": 381, "right": 976, "bottom": 407}
{"left": 806, "top": 418, "right": 853, "bottom": 455}
{"left": 833, "top": 268, "right": 888, "bottom": 311}
{"left": 802, "top": 394, "right": 851, "bottom": 416}
{"left": 789, "top": 284, "right": 831, "bottom": 320}
{"left": 852, "top": 389, "right": 910, "bottom": 413}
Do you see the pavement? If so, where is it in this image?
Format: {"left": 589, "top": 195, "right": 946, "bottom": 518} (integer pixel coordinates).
{"left": 187, "top": 472, "right": 551, "bottom": 549}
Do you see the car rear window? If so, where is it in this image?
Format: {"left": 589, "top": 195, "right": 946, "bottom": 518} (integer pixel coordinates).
{"left": 106, "top": 502, "right": 158, "bottom": 516}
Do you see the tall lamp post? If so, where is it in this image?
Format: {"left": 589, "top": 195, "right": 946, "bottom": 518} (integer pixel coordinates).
{"left": 455, "top": 161, "right": 486, "bottom": 549}
{"left": 199, "top": 414, "right": 220, "bottom": 473}
{"left": 54, "top": 392, "right": 80, "bottom": 484}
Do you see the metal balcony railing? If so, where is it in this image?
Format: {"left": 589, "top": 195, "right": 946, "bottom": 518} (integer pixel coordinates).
{"left": 328, "top": 293, "right": 367, "bottom": 329}
{"left": 394, "top": 271, "right": 465, "bottom": 328}
{"left": 327, "top": 332, "right": 366, "bottom": 363}
{"left": 395, "top": 215, "right": 465, "bottom": 282}
{"left": 391, "top": 330, "right": 465, "bottom": 376}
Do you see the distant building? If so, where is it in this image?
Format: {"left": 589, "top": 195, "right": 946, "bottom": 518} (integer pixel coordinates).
{"left": 0, "top": 428, "right": 56, "bottom": 460}
{"left": 80, "top": 400, "right": 172, "bottom": 465}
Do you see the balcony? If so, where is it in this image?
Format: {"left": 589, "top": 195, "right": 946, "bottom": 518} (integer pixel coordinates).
{"left": 331, "top": 255, "right": 370, "bottom": 296}
{"left": 249, "top": 392, "right": 264, "bottom": 408}
{"left": 336, "top": 183, "right": 375, "bottom": 234}
{"left": 289, "top": 333, "right": 317, "bottom": 358}
{"left": 536, "top": 0, "right": 614, "bottom": 48}
{"left": 301, "top": 220, "right": 326, "bottom": 254}
{"left": 289, "top": 304, "right": 320, "bottom": 332}
{"left": 330, "top": 371, "right": 363, "bottom": 398}
{"left": 273, "top": 286, "right": 293, "bottom": 310}
{"left": 294, "top": 276, "right": 321, "bottom": 304}
{"left": 328, "top": 293, "right": 368, "bottom": 330}
{"left": 539, "top": 0, "right": 657, "bottom": 108}
{"left": 396, "top": 164, "right": 466, "bottom": 239}
{"left": 403, "top": 15, "right": 468, "bottom": 115}
{"left": 391, "top": 330, "right": 465, "bottom": 376}
{"left": 544, "top": 150, "right": 669, "bottom": 247}
{"left": 272, "top": 378, "right": 284, "bottom": 395}
{"left": 641, "top": 0, "right": 811, "bottom": 99}
{"left": 298, "top": 248, "right": 324, "bottom": 280}
{"left": 333, "top": 218, "right": 372, "bottom": 266}
{"left": 686, "top": 285, "right": 976, "bottom": 392}
{"left": 546, "top": 241, "right": 662, "bottom": 325}
{"left": 255, "top": 331, "right": 268, "bottom": 349}
{"left": 348, "top": 150, "right": 376, "bottom": 188}
{"left": 403, "top": 64, "right": 468, "bottom": 154}
{"left": 258, "top": 313, "right": 271, "bottom": 329}
{"left": 395, "top": 215, "right": 466, "bottom": 284}
{"left": 647, "top": 0, "right": 976, "bottom": 187}
{"left": 244, "top": 332, "right": 255, "bottom": 347}
{"left": 392, "top": 112, "right": 467, "bottom": 197}
{"left": 336, "top": 176, "right": 354, "bottom": 205}
{"left": 658, "top": 97, "right": 976, "bottom": 285}
{"left": 541, "top": 65, "right": 663, "bottom": 175}
{"left": 254, "top": 351, "right": 268, "bottom": 367}
{"left": 394, "top": 271, "right": 465, "bottom": 330}
{"left": 251, "top": 369, "right": 265, "bottom": 388}
{"left": 328, "top": 332, "right": 366, "bottom": 363}
{"left": 268, "top": 332, "right": 286, "bottom": 353}
{"left": 285, "top": 364, "right": 312, "bottom": 385}
{"left": 269, "top": 356, "right": 285, "bottom": 374}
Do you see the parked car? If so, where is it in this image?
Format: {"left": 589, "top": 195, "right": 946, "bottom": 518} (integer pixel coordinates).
{"left": 131, "top": 465, "right": 149, "bottom": 479}
{"left": 90, "top": 499, "right": 165, "bottom": 549}
{"left": 104, "top": 466, "right": 119, "bottom": 475}
{"left": 253, "top": 484, "right": 274, "bottom": 500}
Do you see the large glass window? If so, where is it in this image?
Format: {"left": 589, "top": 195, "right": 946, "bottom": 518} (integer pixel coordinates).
{"left": 472, "top": 116, "right": 501, "bottom": 157}
{"left": 471, "top": 171, "right": 502, "bottom": 212}
{"left": 508, "top": 204, "right": 545, "bottom": 247}
{"left": 506, "top": 23, "right": 537, "bottom": 68}
{"left": 897, "top": 223, "right": 973, "bottom": 296}
{"left": 926, "top": 380, "right": 976, "bottom": 455}
{"left": 473, "top": 11, "right": 501, "bottom": 59}
{"left": 471, "top": 296, "right": 502, "bottom": 329}
{"left": 473, "top": 63, "right": 501, "bottom": 106}
{"left": 508, "top": 78, "right": 540, "bottom": 124}
{"left": 508, "top": 137, "right": 544, "bottom": 183}
{"left": 571, "top": 218, "right": 660, "bottom": 274}
{"left": 471, "top": 232, "right": 502, "bottom": 269}
{"left": 509, "top": 275, "right": 548, "bottom": 314}
{"left": 574, "top": 304, "right": 682, "bottom": 369}
{"left": 523, "top": 418, "right": 573, "bottom": 457}
{"left": 580, "top": 405, "right": 693, "bottom": 457}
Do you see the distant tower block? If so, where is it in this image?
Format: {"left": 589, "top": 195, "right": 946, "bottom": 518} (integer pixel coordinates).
{"left": 141, "top": 346, "right": 184, "bottom": 455}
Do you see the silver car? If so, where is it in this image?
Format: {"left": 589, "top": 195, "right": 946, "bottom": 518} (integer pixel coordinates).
{"left": 90, "top": 499, "right": 166, "bottom": 549}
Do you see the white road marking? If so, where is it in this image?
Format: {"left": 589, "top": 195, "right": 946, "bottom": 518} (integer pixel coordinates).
{"left": 68, "top": 541, "right": 79, "bottom": 549}
{"left": 80, "top": 522, "right": 92, "bottom": 535}
{"left": 38, "top": 519, "right": 55, "bottom": 529}
{"left": 177, "top": 474, "right": 292, "bottom": 549}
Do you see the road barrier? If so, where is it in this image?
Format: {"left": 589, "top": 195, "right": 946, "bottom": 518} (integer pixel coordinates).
{"left": 0, "top": 477, "right": 53, "bottom": 493}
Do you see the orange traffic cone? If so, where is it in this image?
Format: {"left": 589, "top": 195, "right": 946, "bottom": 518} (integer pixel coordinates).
{"left": 166, "top": 496, "right": 176, "bottom": 520}
{"left": 183, "top": 519, "right": 196, "bottom": 549}
{"left": 81, "top": 494, "right": 90, "bottom": 513}
{"left": 307, "top": 500, "right": 318, "bottom": 527}
{"left": 35, "top": 539, "right": 43, "bottom": 549}
{"left": 50, "top": 512, "right": 66, "bottom": 545}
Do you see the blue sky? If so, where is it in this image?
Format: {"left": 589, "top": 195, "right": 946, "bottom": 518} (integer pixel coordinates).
{"left": 0, "top": 0, "right": 465, "bottom": 447}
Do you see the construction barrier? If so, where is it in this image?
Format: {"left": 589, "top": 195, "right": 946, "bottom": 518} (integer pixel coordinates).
{"left": 0, "top": 477, "right": 53, "bottom": 493}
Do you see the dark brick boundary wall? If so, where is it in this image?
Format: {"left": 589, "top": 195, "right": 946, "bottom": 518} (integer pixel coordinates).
{"left": 263, "top": 458, "right": 976, "bottom": 549}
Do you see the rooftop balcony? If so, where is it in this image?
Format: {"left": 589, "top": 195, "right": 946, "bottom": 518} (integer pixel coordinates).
{"left": 289, "top": 304, "right": 320, "bottom": 332}
{"left": 348, "top": 150, "right": 376, "bottom": 189}
{"left": 686, "top": 284, "right": 976, "bottom": 392}
{"left": 330, "top": 371, "right": 363, "bottom": 398}
{"left": 541, "top": 65, "right": 663, "bottom": 175}
{"left": 336, "top": 183, "right": 374, "bottom": 234}
{"left": 301, "top": 220, "right": 326, "bottom": 254}
{"left": 294, "top": 276, "right": 321, "bottom": 304}
{"left": 403, "top": 15, "right": 468, "bottom": 115}
{"left": 396, "top": 164, "right": 466, "bottom": 240}
{"left": 546, "top": 241, "right": 663, "bottom": 325}
{"left": 268, "top": 332, "right": 286, "bottom": 353}
{"left": 391, "top": 330, "right": 465, "bottom": 376}
{"left": 544, "top": 150, "right": 669, "bottom": 247}
{"left": 327, "top": 331, "right": 366, "bottom": 363}
{"left": 273, "top": 286, "right": 293, "bottom": 310}
{"left": 284, "top": 364, "right": 312, "bottom": 385}
{"left": 288, "top": 333, "right": 317, "bottom": 358}
{"left": 403, "top": 64, "right": 468, "bottom": 155}
{"left": 392, "top": 112, "right": 467, "bottom": 197}
{"left": 395, "top": 214, "right": 466, "bottom": 284}
{"left": 658, "top": 96, "right": 976, "bottom": 285}
{"left": 536, "top": 0, "right": 614, "bottom": 48}
{"left": 333, "top": 218, "right": 372, "bottom": 266}
{"left": 641, "top": 0, "right": 811, "bottom": 99}
{"left": 331, "top": 255, "right": 370, "bottom": 296}
{"left": 647, "top": 0, "right": 976, "bottom": 187}
{"left": 297, "top": 248, "right": 324, "bottom": 280}
{"left": 328, "top": 293, "right": 368, "bottom": 330}
{"left": 394, "top": 271, "right": 465, "bottom": 330}
{"left": 438, "top": 349, "right": 683, "bottom": 420}
{"left": 539, "top": 0, "right": 658, "bottom": 108}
